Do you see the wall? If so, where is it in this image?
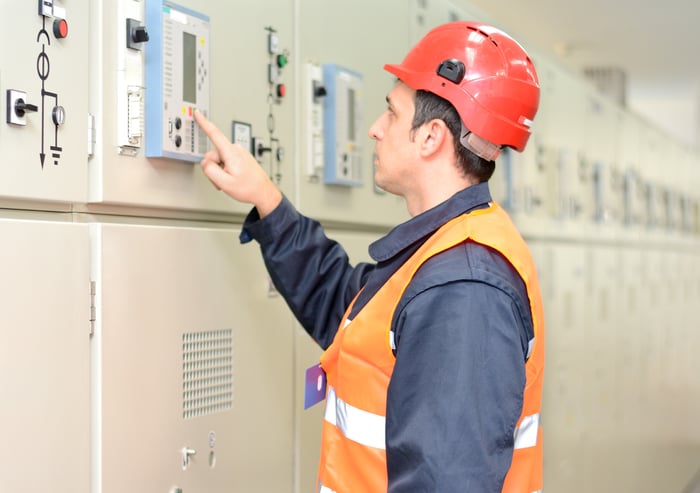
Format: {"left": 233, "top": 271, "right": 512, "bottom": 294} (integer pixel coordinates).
{"left": 0, "top": 0, "right": 698, "bottom": 492}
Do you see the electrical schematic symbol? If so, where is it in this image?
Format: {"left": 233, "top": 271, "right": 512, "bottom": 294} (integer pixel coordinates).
{"left": 35, "top": 12, "right": 66, "bottom": 168}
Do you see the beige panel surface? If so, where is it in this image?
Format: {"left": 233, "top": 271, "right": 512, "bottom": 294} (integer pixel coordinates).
{"left": 531, "top": 241, "right": 588, "bottom": 492}
{"left": 93, "top": 222, "right": 294, "bottom": 493}
{"left": 0, "top": 216, "right": 90, "bottom": 493}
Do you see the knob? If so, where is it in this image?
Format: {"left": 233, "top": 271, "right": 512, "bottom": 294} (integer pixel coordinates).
{"left": 15, "top": 98, "right": 38, "bottom": 117}
{"left": 175, "top": 135, "right": 182, "bottom": 148}
{"left": 132, "top": 26, "right": 149, "bottom": 44}
{"left": 126, "top": 18, "right": 149, "bottom": 50}
{"left": 174, "top": 117, "right": 182, "bottom": 130}
{"left": 181, "top": 447, "right": 196, "bottom": 470}
{"left": 312, "top": 81, "right": 327, "bottom": 103}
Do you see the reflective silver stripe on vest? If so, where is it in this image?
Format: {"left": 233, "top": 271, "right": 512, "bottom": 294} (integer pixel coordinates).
{"left": 324, "top": 386, "right": 386, "bottom": 450}
{"left": 513, "top": 413, "right": 540, "bottom": 450}
{"left": 318, "top": 485, "right": 336, "bottom": 493}
{"left": 526, "top": 337, "right": 535, "bottom": 359}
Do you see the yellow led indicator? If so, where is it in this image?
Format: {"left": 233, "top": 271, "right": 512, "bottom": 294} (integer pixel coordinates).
{"left": 182, "top": 106, "right": 187, "bottom": 115}
{"left": 200, "top": 37, "right": 205, "bottom": 46}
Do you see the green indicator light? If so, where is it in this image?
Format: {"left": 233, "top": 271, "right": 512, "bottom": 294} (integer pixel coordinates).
{"left": 277, "top": 54, "right": 288, "bottom": 68}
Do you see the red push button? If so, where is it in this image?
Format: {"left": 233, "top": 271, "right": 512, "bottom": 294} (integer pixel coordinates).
{"left": 53, "top": 19, "right": 68, "bottom": 39}
{"left": 276, "top": 84, "right": 286, "bottom": 98}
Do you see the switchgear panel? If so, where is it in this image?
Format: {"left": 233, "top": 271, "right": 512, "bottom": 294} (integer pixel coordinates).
{"left": 145, "top": 0, "right": 209, "bottom": 162}
{"left": 0, "top": 0, "right": 88, "bottom": 204}
{"left": 322, "top": 64, "right": 363, "bottom": 186}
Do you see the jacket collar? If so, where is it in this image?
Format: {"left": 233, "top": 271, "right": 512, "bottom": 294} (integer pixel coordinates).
{"left": 369, "top": 182, "right": 493, "bottom": 262}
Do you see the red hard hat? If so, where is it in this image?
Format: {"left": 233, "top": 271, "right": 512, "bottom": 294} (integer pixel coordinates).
{"left": 384, "top": 21, "right": 540, "bottom": 152}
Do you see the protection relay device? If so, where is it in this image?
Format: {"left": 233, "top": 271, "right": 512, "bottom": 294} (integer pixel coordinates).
{"left": 145, "top": 0, "right": 210, "bottom": 162}
{"left": 322, "top": 64, "right": 363, "bottom": 186}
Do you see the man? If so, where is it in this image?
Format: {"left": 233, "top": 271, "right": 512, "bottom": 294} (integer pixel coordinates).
{"left": 195, "top": 21, "right": 544, "bottom": 493}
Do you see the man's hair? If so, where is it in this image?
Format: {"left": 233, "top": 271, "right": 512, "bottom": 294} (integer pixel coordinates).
{"left": 410, "top": 90, "right": 495, "bottom": 182}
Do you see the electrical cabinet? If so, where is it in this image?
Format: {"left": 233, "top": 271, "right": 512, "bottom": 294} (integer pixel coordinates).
{"left": 91, "top": 221, "right": 294, "bottom": 493}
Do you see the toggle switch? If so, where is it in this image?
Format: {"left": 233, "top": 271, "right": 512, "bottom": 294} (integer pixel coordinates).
{"left": 6, "top": 90, "right": 37, "bottom": 126}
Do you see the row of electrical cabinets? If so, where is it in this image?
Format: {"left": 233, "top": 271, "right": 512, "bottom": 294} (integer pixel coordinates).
{"left": 531, "top": 241, "right": 700, "bottom": 492}
{"left": 491, "top": 141, "right": 700, "bottom": 237}
{"left": 499, "top": 56, "right": 700, "bottom": 238}
{"left": 1, "top": 0, "right": 699, "bottom": 234}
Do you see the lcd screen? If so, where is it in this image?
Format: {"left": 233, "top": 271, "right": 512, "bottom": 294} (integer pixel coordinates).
{"left": 183, "top": 32, "right": 197, "bottom": 104}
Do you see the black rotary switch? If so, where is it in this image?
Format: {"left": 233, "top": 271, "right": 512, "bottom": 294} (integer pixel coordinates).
{"left": 126, "top": 18, "right": 149, "bottom": 50}
{"left": 15, "top": 98, "right": 38, "bottom": 117}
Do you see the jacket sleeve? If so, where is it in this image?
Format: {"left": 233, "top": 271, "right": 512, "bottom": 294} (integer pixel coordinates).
{"left": 386, "top": 279, "right": 527, "bottom": 492}
{"left": 240, "top": 197, "right": 375, "bottom": 349}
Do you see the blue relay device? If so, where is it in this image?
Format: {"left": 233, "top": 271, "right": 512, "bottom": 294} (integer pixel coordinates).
{"left": 145, "top": 0, "right": 210, "bottom": 162}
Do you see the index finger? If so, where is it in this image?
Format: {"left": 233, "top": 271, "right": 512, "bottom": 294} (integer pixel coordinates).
{"left": 194, "top": 110, "right": 231, "bottom": 153}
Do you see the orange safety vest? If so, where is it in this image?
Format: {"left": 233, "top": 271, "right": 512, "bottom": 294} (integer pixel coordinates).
{"left": 317, "top": 203, "right": 545, "bottom": 493}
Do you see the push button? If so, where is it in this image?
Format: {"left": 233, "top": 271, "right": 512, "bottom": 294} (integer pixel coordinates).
{"left": 53, "top": 19, "right": 68, "bottom": 39}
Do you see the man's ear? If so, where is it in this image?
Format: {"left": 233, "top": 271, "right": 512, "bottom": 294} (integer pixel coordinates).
{"left": 419, "top": 118, "right": 449, "bottom": 157}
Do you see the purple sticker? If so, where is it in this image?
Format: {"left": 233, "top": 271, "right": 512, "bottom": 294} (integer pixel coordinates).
{"left": 304, "top": 363, "right": 327, "bottom": 409}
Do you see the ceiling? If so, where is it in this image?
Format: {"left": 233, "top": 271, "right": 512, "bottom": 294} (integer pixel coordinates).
{"left": 458, "top": 0, "right": 700, "bottom": 147}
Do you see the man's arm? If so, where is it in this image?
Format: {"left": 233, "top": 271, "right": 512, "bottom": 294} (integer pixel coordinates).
{"left": 246, "top": 197, "right": 374, "bottom": 349}
{"left": 386, "top": 280, "right": 526, "bottom": 492}
{"left": 194, "top": 110, "right": 373, "bottom": 347}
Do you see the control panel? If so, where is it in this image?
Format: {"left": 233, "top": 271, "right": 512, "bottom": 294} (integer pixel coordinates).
{"left": 322, "top": 64, "right": 363, "bottom": 186}
{"left": 145, "top": 0, "right": 209, "bottom": 162}
{"left": 0, "top": 0, "right": 88, "bottom": 204}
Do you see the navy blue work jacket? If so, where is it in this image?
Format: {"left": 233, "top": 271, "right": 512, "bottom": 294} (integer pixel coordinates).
{"left": 241, "top": 182, "right": 534, "bottom": 492}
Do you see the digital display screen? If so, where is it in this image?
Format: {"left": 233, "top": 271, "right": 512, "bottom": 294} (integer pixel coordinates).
{"left": 183, "top": 32, "right": 197, "bottom": 104}
{"left": 348, "top": 88, "right": 356, "bottom": 141}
